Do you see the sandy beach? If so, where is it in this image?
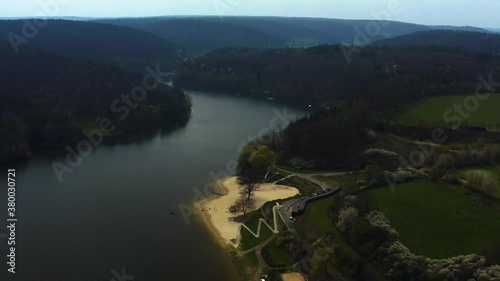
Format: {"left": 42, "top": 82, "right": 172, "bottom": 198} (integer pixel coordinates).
{"left": 198, "top": 176, "right": 299, "bottom": 246}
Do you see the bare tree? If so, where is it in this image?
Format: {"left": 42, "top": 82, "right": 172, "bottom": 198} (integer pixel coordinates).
{"left": 238, "top": 174, "right": 261, "bottom": 200}
{"left": 229, "top": 195, "right": 254, "bottom": 215}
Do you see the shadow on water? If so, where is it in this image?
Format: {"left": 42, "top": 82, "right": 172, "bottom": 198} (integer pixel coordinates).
{"left": 18, "top": 120, "right": 191, "bottom": 166}
{"left": 103, "top": 120, "right": 190, "bottom": 146}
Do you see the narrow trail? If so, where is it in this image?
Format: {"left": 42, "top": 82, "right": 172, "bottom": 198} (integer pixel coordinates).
{"left": 274, "top": 166, "right": 350, "bottom": 191}
{"left": 240, "top": 205, "right": 281, "bottom": 238}
{"left": 273, "top": 174, "right": 295, "bottom": 184}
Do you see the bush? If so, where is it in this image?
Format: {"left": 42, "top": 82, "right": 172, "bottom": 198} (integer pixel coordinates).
{"left": 337, "top": 207, "right": 359, "bottom": 233}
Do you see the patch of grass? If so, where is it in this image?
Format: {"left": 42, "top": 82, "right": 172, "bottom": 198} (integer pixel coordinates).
{"left": 239, "top": 212, "right": 274, "bottom": 251}
{"left": 458, "top": 166, "right": 500, "bottom": 199}
{"left": 294, "top": 195, "right": 337, "bottom": 242}
{"left": 243, "top": 251, "right": 259, "bottom": 268}
{"left": 458, "top": 166, "right": 500, "bottom": 179}
{"left": 263, "top": 237, "right": 294, "bottom": 267}
{"left": 367, "top": 180, "right": 500, "bottom": 258}
{"left": 275, "top": 164, "right": 333, "bottom": 175}
{"left": 369, "top": 133, "right": 450, "bottom": 159}
{"left": 280, "top": 175, "right": 323, "bottom": 196}
{"left": 231, "top": 250, "right": 259, "bottom": 281}
{"left": 313, "top": 175, "right": 358, "bottom": 188}
{"left": 398, "top": 95, "right": 500, "bottom": 129}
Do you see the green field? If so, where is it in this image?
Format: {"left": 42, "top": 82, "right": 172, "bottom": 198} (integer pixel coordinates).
{"left": 398, "top": 95, "right": 500, "bottom": 128}
{"left": 263, "top": 237, "right": 294, "bottom": 267}
{"left": 313, "top": 175, "right": 357, "bottom": 188}
{"left": 294, "top": 195, "right": 338, "bottom": 243}
{"left": 239, "top": 212, "right": 274, "bottom": 251}
{"left": 367, "top": 180, "right": 500, "bottom": 258}
{"left": 275, "top": 164, "right": 334, "bottom": 175}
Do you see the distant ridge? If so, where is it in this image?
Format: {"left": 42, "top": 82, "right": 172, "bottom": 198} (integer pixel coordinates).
{"left": 374, "top": 30, "right": 500, "bottom": 54}
{"left": 95, "top": 16, "right": 490, "bottom": 53}
{"left": 0, "top": 19, "right": 178, "bottom": 72}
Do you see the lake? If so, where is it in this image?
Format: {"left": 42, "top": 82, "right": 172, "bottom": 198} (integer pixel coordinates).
{"left": 0, "top": 91, "right": 310, "bottom": 281}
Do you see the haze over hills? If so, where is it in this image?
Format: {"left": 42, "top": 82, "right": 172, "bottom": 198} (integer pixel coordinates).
{"left": 0, "top": 20, "right": 178, "bottom": 73}
{"left": 374, "top": 30, "right": 500, "bottom": 54}
{"left": 428, "top": 25, "right": 490, "bottom": 33}
{"left": 96, "top": 16, "right": 492, "bottom": 53}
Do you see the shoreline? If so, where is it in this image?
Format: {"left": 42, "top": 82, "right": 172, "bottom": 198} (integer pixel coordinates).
{"left": 194, "top": 182, "right": 231, "bottom": 248}
{"left": 196, "top": 176, "right": 299, "bottom": 247}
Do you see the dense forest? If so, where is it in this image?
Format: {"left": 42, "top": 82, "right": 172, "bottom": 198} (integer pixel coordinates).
{"left": 97, "top": 16, "right": 488, "bottom": 54}
{"left": 177, "top": 44, "right": 500, "bottom": 169}
{"left": 375, "top": 30, "right": 500, "bottom": 54}
{"left": 0, "top": 45, "right": 192, "bottom": 163}
{"left": 98, "top": 18, "right": 284, "bottom": 54}
{"left": 0, "top": 20, "right": 178, "bottom": 73}
{"left": 174, "top": 45, "right": 500, "bottom": 110}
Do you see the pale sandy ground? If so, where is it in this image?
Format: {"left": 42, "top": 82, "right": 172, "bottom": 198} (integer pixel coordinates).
{"left": 281, "top": 272, "right": 306, "bottom": 281}
{"left": 198, "top": 176, "right": 299, "bottom": 246}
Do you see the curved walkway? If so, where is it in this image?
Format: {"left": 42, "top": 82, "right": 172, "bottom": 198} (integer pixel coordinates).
{"left": 239, "top": 167, "right": 347, "bottom": 280}
{"left": 274, "top": 166, "right": 349, "bottom": 191}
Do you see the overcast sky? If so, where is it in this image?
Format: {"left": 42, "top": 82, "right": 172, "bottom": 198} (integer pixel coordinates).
{"left": 1, "top": 0, "right": 499, "bottom": 28}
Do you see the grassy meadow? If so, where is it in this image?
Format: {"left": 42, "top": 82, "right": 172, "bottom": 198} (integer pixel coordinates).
{"left": 366, "top": 180, "right": 500, "bottom": 258}
{"left": 398, "top": 94, "right": 500, "bottom": 129}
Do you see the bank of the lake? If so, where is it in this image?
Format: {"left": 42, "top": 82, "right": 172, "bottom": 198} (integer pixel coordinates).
{"left": 0, "top": 91, "right": 311, "bottom": 281}
{"left": 197, "top": 177, "right": 299, "bottom": 247}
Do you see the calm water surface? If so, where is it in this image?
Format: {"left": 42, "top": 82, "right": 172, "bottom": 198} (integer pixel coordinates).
{"left": 0, "top": 91, "right": 310, "bottom": 281}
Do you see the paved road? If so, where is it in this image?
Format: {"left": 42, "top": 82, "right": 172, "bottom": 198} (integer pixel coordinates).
{"left": 278, "top": 199, "right": 301, "bottom": 232}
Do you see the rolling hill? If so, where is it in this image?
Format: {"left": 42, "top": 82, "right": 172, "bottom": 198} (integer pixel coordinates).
{"left": 0, "top": 20, "right": 178, "bottom": 73}
{"left": 0, "top": 44, "right": 191, "bottom": 163}
{"left": 374, "top": 30, "right": 500, "bottom": 54}
{"left": 97, "top": 16, "right": 490, "bottom": 54}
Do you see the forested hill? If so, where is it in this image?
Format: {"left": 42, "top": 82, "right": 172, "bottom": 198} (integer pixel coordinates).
{"left": 174, "top": 45, "right": 500, "bottom": 110}
{"left": 97, "top": 16, "right": 489, "bottom": 54}
{"left": 0, "top": 20, "right": 178, "bottom": 73}
{"left": 97, "top": 18, "right": 284, "bottom": 54}
{"left": 0, "top": 45, "right": 192, "bottom": 164}
{"left": 374, "top": 30, "right": 500, "bottom": 54}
